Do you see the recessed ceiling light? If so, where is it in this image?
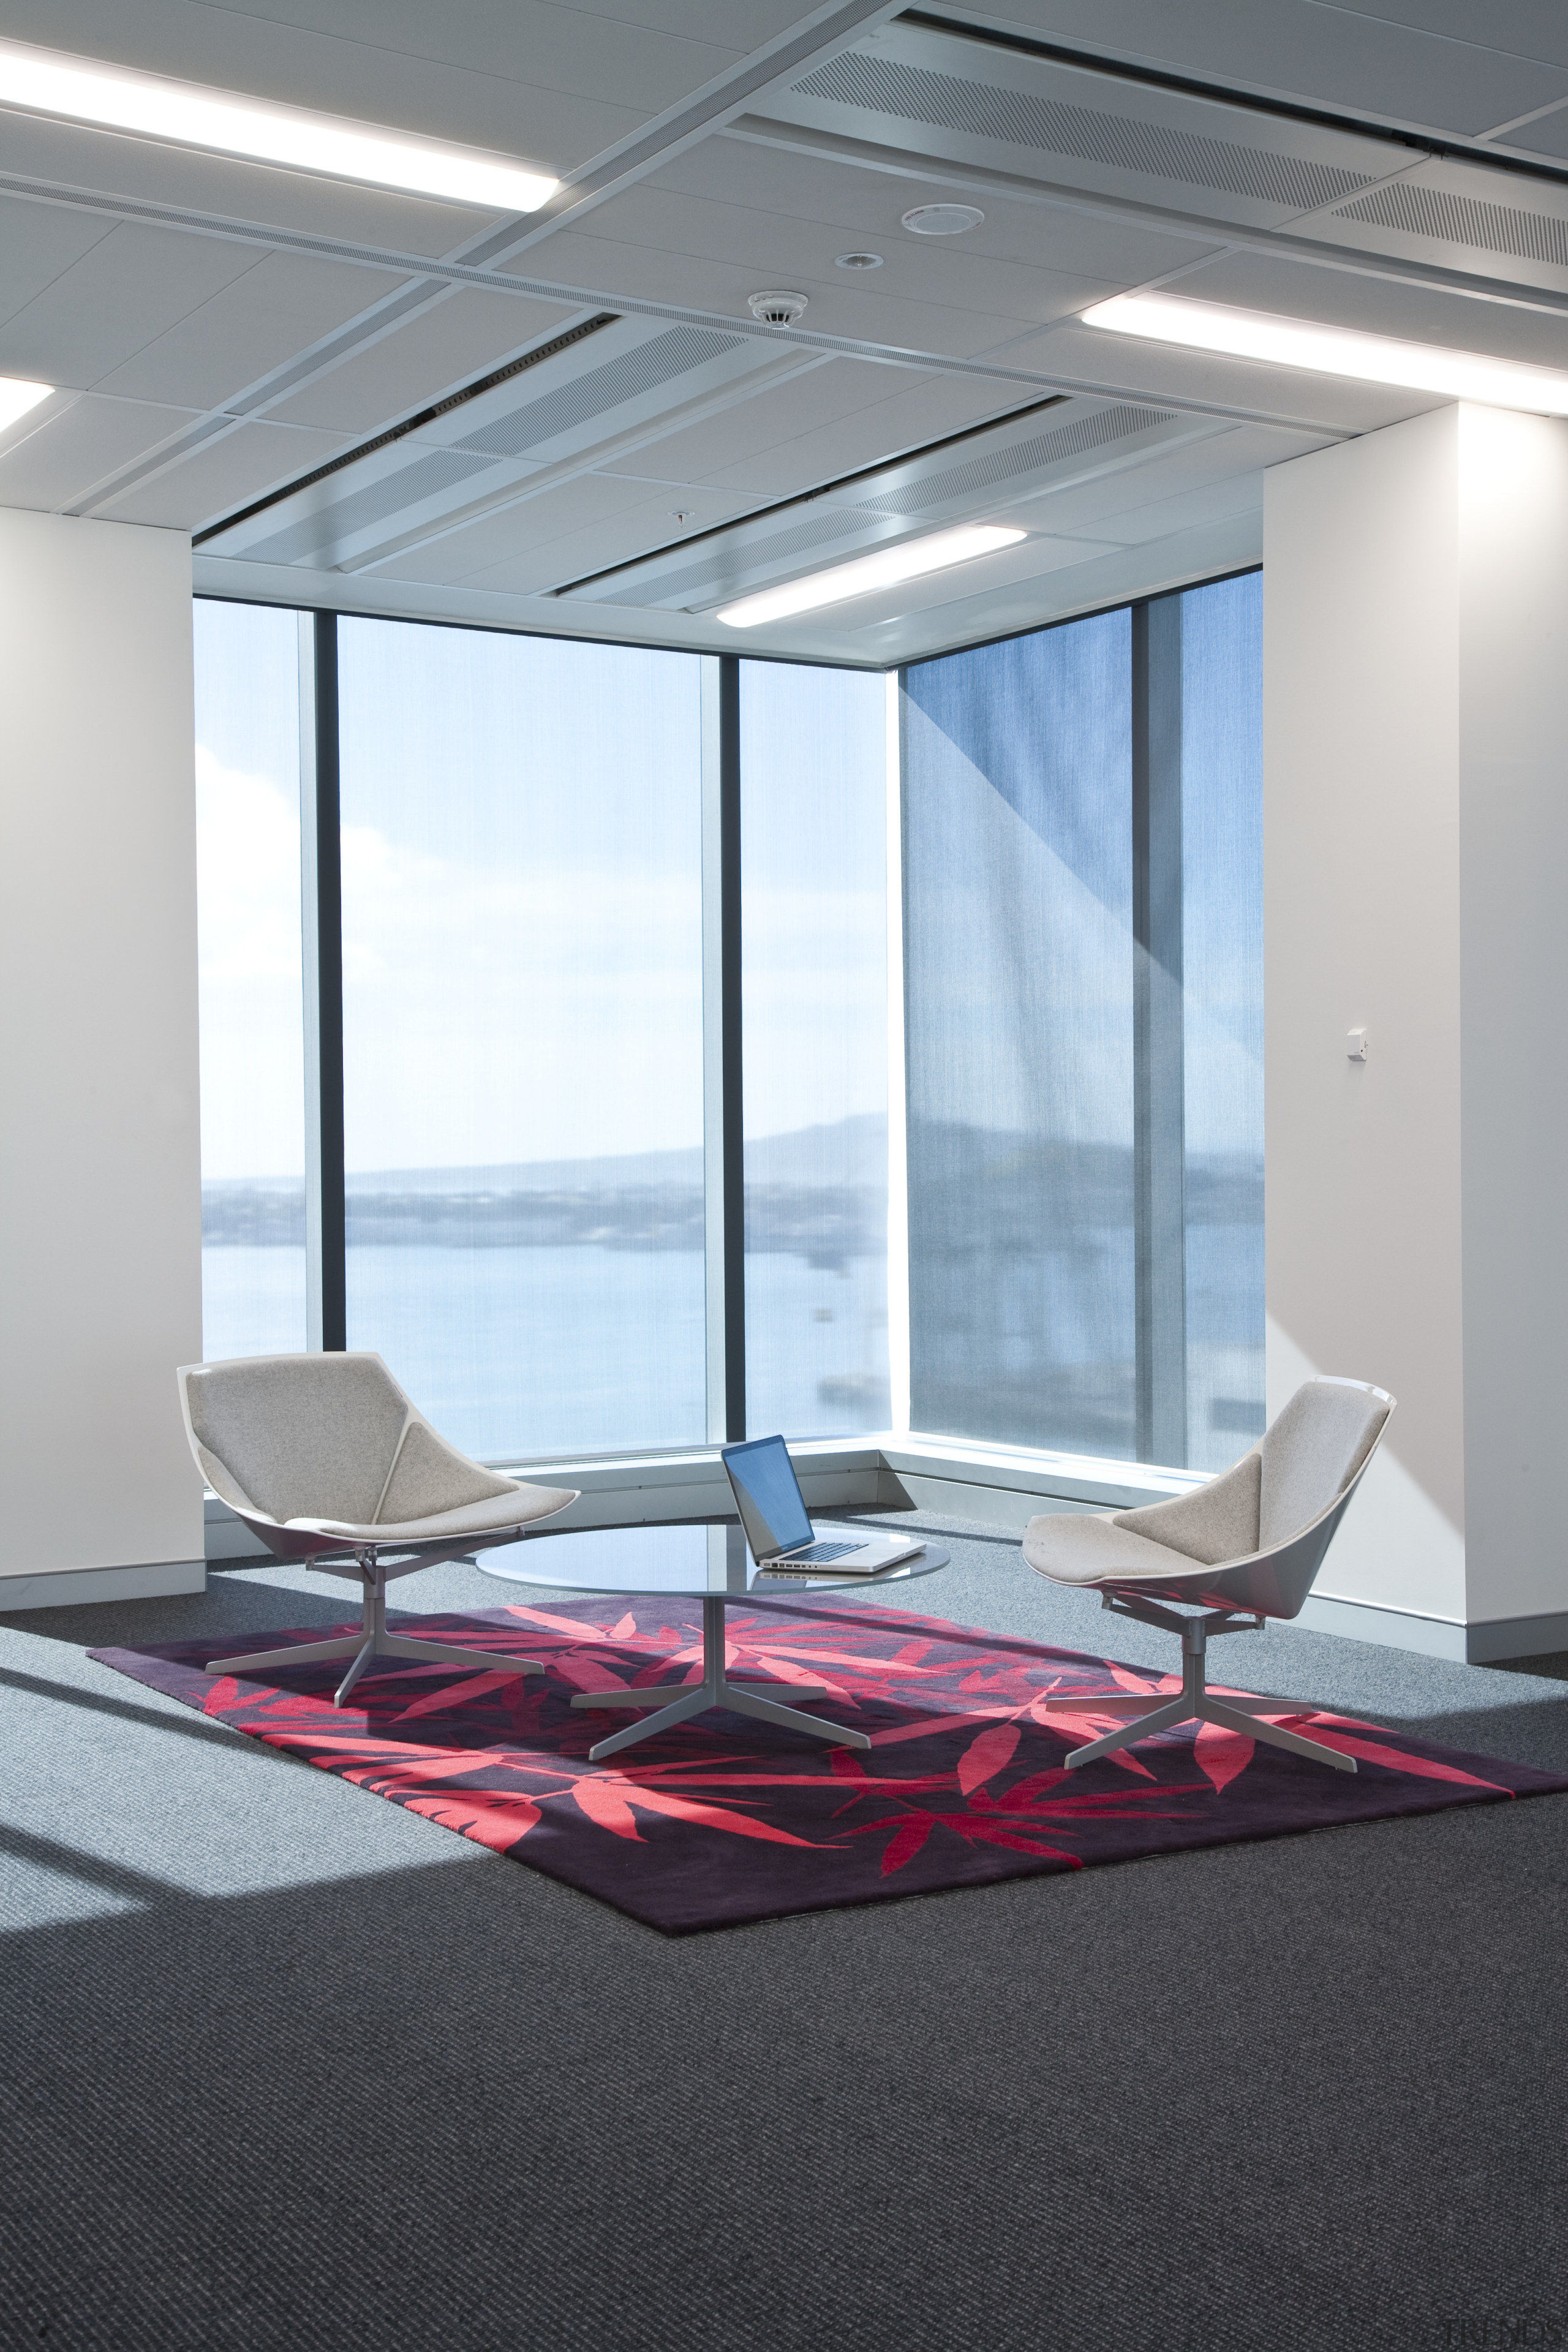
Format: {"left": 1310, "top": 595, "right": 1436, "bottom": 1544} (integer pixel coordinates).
{"left": 0, "top": 376, "right": 52, "bottom": 431}
{"left": 835, "top": 252, "right": 884, "bottom": 270}
{"left": 715, "top": 523, "right": 1025, "bottom": 628}
{"left": 901, "top": 205, "right": 984, "bottom": 236}
{"left": 0, "top": 36, "right": 557, "bottom": 210}
{"left": 1082, "top": 292, "right": 1568, "bottom": 415}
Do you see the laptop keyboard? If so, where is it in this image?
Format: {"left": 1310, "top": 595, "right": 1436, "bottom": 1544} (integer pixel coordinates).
{"left": 781, "top": 1540, "right": 860, "bottom": 1564}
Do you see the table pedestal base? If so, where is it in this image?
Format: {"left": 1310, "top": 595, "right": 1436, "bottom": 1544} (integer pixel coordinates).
{"left": 571, "top": 1593, "right": 872, "bottom": 1762}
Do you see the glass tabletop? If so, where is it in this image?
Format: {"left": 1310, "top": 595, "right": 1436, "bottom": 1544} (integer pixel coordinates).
{"left": 475, "top": 1520, "right": 948, "bottom": 1599}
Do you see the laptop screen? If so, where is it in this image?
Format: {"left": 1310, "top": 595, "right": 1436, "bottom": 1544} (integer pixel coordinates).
{"left": 721, "top": 1434, "right": 813, "bottom": 1559}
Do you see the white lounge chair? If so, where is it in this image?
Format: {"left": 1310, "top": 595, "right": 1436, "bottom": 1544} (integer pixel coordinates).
{"left": 179, "top": 1351, "right": 578, "bottom": 1706}
{"left": 1023, "top": 1376, "right": 1395, "bottom": 1773}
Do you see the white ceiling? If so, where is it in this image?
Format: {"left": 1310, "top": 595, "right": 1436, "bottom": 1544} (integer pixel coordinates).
{"left": 0, "top": 0, "right": 1566, "bottom": 661}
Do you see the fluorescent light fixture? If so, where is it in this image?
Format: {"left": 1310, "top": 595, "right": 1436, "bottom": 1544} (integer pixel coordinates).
{"left": 0, "top": 37, "right": 557, "bottom": 211}
{"left": 715, "top": 524, "right": 1026, "bottom": 628}
{"left": 1082, "top": 292, "right": 1568, "bottom": 415}
{"left": 0, "top": 377, "right": 51, "bottom": 431}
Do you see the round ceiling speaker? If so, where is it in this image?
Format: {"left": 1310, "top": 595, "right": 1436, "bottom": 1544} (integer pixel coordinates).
{"left": 901, "top": 204, "right": 984, "bottom": 236}
{"left": 834, "top": 251, "right": 884, "bottom": 269}
{"left": 747, "top": 290, "right": 809, "bottom": 323}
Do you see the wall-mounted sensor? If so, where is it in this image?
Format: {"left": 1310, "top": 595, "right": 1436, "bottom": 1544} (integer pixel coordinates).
{"left": 1347, "top": 1027, "right": 1368, "bottom": 1061}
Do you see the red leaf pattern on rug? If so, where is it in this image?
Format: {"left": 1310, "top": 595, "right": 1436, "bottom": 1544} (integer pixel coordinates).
{"left": 91, "top": 1597, "right": 1568, "bottom": 1936}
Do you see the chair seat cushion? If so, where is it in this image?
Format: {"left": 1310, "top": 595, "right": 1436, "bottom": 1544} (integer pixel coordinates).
{"left": 285, "top": 1480, "right": 576, "bottom": 1545}
{"left": 1022, "top": 1510, "right": 1221, "bottom": 1587}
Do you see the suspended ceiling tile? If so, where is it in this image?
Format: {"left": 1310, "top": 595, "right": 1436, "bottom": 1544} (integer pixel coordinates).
{"left": 0, "top": 112, "right": 499, "bottom": 257}
{"left": 366, "top": 474, "right": 758, "bottom": 591}
{"left": 448, "top": 482, "right": 768, "bottom": 597}
{"left": 937, "top": 1, "right": 1568, "bottom": 136}
{"left": 692, "top": 371, "right": 1048, "bottom": 496}
{"left": 995, "top": 466, "right": 1266, "bottom": 549}
{"left": 997, "top": 420, "right": 1323, "bottom": 537}
{"left": 0, "top": 194, "right": 116, "bottom": 326}
{"left": 509, "top": 225, "right": 1031, "bottom": 360}
{"left": 0, "top": 220, "right": 260, "bottom": 386}
{"left": 96, "top": 417, "right": 353, "bottom": 527}
{"left": 1167, "top": 249, "right": 1568, "bottom": 369}
{"left": 358, "top": 469, "right": 663, "bottom": 587}
{"left": 594, "top": 355, "right": 943, "bottom": 483}
{"left": 0, "top": 391, "right": 198, "bottom": 509}
{"left": 1316, "top": 1, "right": 1568, "bottom": 76}
{"left": 265, "top": 287, "right": 580, "bottom": 430}
{"left": 91, "top": 246, "right": 411, "bottom": 409}
{"left": 563, "top": 181, "right": 1120, "bottom": 331}
{"left": 0, "top": 0, "right": 639, "bottom": 175}
{"left": 997, "top": 315, "right": 1447, "bottom": 434}
{"left": 665, "top": 132, "right": 1227, "bottom": 282}
{"left": 1507, "top": 103, "right": 1568, "bottom": 159}
{"left": 136, "top": 0, "right": 750, "bottom": 117}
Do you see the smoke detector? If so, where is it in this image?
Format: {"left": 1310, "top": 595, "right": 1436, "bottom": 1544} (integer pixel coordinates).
{"left": 747, "top": 290, "right": 809, "bottom": 324}
{"left": 901, "top": 204, "right": 984, "bottom": 236}
{"left": 834, "top": 251, "right": 883, "bottom": 270}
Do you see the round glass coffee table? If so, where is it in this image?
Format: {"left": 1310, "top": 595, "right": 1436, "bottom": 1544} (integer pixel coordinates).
{"left": 478, "top": 1521, "right": 948, "bottom": 1762}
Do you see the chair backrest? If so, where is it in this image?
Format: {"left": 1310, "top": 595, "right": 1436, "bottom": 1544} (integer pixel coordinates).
{"left": 1258, "top": 1376, "right": 1392, "bottom": 1550}
{"left": 179, "top": 1353, "right": 412, "bottom": 1526}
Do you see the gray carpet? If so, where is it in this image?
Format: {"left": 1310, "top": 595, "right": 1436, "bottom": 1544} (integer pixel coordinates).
{"left": 2, "top": 1517, "right": 1566, "bottom": 2351}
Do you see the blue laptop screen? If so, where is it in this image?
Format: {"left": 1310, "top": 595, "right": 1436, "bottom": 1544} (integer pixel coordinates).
{"left": 721, "top": 1434, "right": 813, "bottom": 1556}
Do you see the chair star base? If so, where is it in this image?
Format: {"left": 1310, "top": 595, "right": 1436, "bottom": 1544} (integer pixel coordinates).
{"left": 570, "top": 1593, "right": 870, "bottom": 1761}
{"left": 1046, "top": 1595, "right": 1355, "bottom": 1774}
{"left": 206, "top": 1551, "right": 543, "bottom": 1707}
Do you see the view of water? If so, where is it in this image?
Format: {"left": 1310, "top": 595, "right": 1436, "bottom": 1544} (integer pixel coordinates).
{"left": 201, "top": 1242, "right": 890, "bottom": 1460}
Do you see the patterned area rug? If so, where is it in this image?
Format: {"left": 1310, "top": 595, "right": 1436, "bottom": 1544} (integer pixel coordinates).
{"left": 93, "top": 1597, "right": 1568, "bottom": 1933}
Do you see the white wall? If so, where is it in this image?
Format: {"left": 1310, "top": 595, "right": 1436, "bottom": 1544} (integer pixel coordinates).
{"left": 1264, "top": 405, "right": 1568, "bottom": 1645}
{"left": 1456, "top": 406, "right": 1568, "bottom": 1626}
{"left": 0, "top": 510, "right": 203, "bottom": 1594}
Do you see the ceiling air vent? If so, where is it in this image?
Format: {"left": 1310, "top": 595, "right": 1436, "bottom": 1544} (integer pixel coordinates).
{"left": 911, "top": 402, "right": 1170, "bottom": 507}
{"left": 1333, "top": 179, "right": 1568, "bottom": 269}
{"left": 241, "top": 452, "right": 500, "bottom": 567}
{"left": 453, "top": 325, "right": 744, "bottom": 460}
{"left": 790, "top": 50, "right": 1378, "bottom": 212}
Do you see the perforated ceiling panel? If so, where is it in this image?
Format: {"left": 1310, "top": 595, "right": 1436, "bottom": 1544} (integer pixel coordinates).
{"left": 909, "top": 404, "right": 1172, "bottom": 509}
{"left": 790, "top": 51, "right": 1376, "bottom": 213}
{"left": 453, "top": 326, "right": 744, "bottom": 459}
{"left": 1333, "top": 179, "right": 1568, "bottom": 268}
{"left": 241, "top": 451, "right": 500, "bottom": 567}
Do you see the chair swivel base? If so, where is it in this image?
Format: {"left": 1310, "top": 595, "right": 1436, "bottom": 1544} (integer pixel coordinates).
{"left": 570, "top": 1593, "right": 872, "bottom": 1763}
{"left": 1049, "top": 1599, "right": 1355, "bottom": 1774}
{"left": 206, "top": 1569, "right": 542, "bottom": 1708}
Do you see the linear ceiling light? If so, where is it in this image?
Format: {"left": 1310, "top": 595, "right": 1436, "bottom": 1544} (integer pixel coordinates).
{"left": 1083, "top": 293, "right": 1568, "bottom": 415}
{"left": 715, "top": 524, "right": 1026, "bottom": 627}
{"left": 0, "top": 377, "right": 51, "bottom": 431}
{"left": 0, "top": 38, "right": 557, "bottom": 211}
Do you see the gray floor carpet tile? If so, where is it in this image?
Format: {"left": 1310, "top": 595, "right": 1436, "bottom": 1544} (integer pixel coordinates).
{"left": 1, "top": 1515, "right": 1566, "bottom": 2351}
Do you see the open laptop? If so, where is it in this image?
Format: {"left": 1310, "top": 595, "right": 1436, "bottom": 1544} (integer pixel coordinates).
{"left": 720, "top": 1434, "right": 924, "bottom": 1575}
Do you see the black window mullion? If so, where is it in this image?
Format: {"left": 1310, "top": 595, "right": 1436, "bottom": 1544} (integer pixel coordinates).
{"left": 309, "top": 610, "right": 347, "bottom": 1352}
{"left": 719, "top": 654, "right": 746, "bottom": 1441}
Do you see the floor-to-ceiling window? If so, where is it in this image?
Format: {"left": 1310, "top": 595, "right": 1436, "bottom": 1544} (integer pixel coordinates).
{"left": 336, "top": 619, "right": 706, "bottom": 1460}
{"left": 902, "top": 609, "right": 1136, "bottom": 1457}
{"left": 741, "top": 660, "right": 889, "bottom": 1436}
{"left": 900, "top": 571, "right": 1263, "bottom": 1468}
{"left": 193, "top": 599, "right": 307, "bottom": 1360}
{"left": 193, "top": 578, "right": 1261, "bottom": 1476}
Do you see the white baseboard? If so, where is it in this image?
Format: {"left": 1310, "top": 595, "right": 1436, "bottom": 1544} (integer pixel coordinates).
{"left": 0, "top": 1558, "right": 206, "bottom": 1613}
{"left": 1294, "top": 1591, "right": 1568, "bottom": 1664}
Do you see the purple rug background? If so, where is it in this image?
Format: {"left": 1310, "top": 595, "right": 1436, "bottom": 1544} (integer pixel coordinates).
{"left": 92, "top": 1597, "right": 1568, "bottom": 1932}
